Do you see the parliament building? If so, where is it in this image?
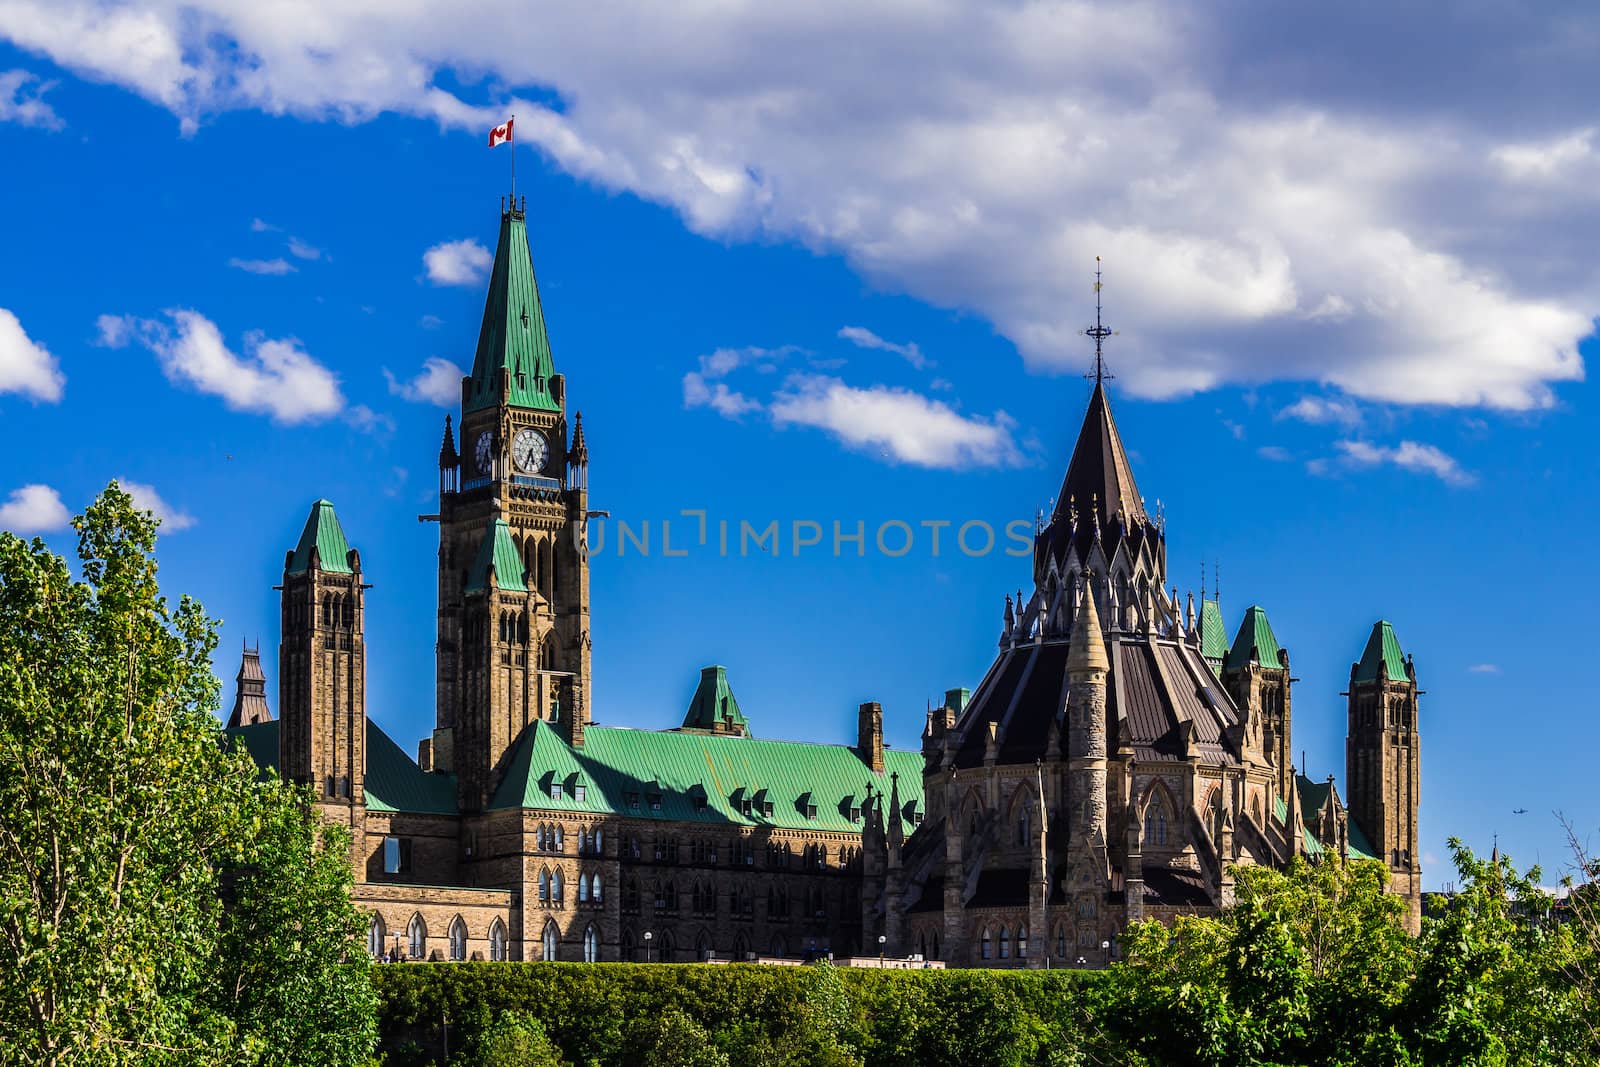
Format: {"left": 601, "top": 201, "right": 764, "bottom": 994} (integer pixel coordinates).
{"left": 225, "top": 199, "right": 1422, "bottom": 967}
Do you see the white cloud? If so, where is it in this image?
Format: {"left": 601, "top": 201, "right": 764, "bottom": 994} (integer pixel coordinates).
{"left": 419, "top": 314, "right": 444, "bottom": 329}
{"left": 423, "top": 239, "right": 492, "bottom": 286}
{"left": 0, "top": 68, "right": 61, "bottom": 128}
{"left": 1334, "top": 439, "right": 1476, "bottom": 487}
{"left": 838, "top": 325, "right": 927, "bottom": 369}
{"left": 682, "top": 372, "right": 761, "bottom": 418}
{"left": 115, "top": 309, "right": 343, "bottom": 424}
{"left": 770, "top": 374, "right": 1022, "bottom": 469}
{"left": 0, "top": 307, "right": 64, "bottom": 402}
{"left": 2, "top": 4, "right": 1597, "bottom": 410}
{"left": 1468, "top": 663, "right": 1500, "bottom": 674}
{"left": 1278, "top": 395, "right": 1362, "bottom": 427}
{"left": 1492, "top": 129, "right": 1596, "bottom": 181}
{"left": 286, "top": 236, "right": 321, "bottom": 260}
{"left": 228, "top": 256, "right": 295, "bottom": 275}
{"left": 0, "top": 484, "right": 69, "bottom": 533}
{"left": 1257, "top": 445, "right": 1291, "bottom": 462}
{"left": 385, "top": 356, "right": 464, "bottom": 406}
{"left": 346, "top": 404, "right": 394, "bottom": 435}
{"left": 117, "top": 478, "right": 195, "bottom": 531}
{"left": 250, "top": 217, "right": 278, "bottom": 232}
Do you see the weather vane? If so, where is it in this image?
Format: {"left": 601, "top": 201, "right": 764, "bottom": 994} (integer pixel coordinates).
{"left": 1083, "top": 256, "right": 1117, "bottom": 385}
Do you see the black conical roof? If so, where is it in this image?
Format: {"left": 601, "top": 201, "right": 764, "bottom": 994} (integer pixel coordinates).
{"left": 1053, "top": 381, "right": 1147, "bottom": 529}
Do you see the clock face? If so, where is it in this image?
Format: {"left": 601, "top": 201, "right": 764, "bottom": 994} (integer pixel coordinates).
{"left": 475, "top": 431, "right": 494, "bottom": 474}
{"left": 512, "top": 428, "right": 549, "bottom": 474}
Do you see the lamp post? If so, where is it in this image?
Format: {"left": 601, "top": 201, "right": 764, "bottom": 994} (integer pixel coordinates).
{"left": 878, "top": 933, "right": 887, "bottom": 967}
{"left": 644, "top": 930, "right": 653, "bottom": 964}
{"left": 1101, "top": 939, "right": 1111, "bottom": 966}
{"left": 392, "top": 933, "right": 404, "bottom": 963}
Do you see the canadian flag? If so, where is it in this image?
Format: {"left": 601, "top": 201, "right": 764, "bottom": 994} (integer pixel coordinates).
{"left": 488, "top": 117, "right": 514, "bottom": 148}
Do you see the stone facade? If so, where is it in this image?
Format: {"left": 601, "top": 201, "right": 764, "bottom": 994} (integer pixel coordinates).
{"left": 229, "top": 205, "right": 1423, "bottom": 968}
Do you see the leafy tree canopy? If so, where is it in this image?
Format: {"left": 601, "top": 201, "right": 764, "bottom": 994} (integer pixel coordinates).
{"left": 0, "top": 483, "right": 376, "bottom": 1065}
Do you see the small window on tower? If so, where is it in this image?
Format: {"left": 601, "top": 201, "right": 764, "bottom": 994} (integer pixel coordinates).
{"left": 551, "top": 781, "right": 564, "bottom": 801}
{"left": 574, "top": 784, "right": 587, "bottom": 803}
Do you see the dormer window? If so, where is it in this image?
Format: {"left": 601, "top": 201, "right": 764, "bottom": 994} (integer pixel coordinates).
{"left": 626, "top": 791, "right": 640, "bottom": 810}
{"left": 806, "top": 803, "right": 818, "bottom": 820}
{"left": 648, "top": 792, "right": 663, "bottom": 812}
{"left": 849, "top": 806, "right": 861, "bottom": 823}
{"left": 574, "top": 784, "right": 587, "bottom": 803}
{"left": 550, "top": 781, "right": 564, "bottom": 801}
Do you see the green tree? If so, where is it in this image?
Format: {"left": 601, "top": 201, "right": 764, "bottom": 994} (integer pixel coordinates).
{"left": 0, "top": 483, "right": 376, "bottom": 1065}
{"left": 454, "top": 1009, "right": 564, "bottom": 1067}
{"left": 1401, "top": 839, "right": 1591, "bottom": 1066}
{"left": 622, "top": 1007, "right": 731, "bottom": 1067}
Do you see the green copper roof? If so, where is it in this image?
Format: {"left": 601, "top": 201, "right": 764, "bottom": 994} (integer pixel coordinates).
{"left": 286, "top": 499, "right": 352, "bottom": 574}
{"left": 1354, "top": 620, "right": 1409, "bottom": 683}
{"left": 491, "top": 721, "right": 923, "bottom": 833}
{"left": 466, "top": 520, "right": 527, "bottom": 593}
{"left": 223, "top": 719, "right": 457, "bottom": 815}
{"left": 1290, "top": 774, "right": 1379, "bottom": 862}
{"left": 464, "top": 208, "right": 560, "bottom": 414}
{"left": 1225, "top": 605, "right": 1284, "bottom": 672}
{"left": 681, "top": 665, "right": 750, "bottom": 734}
{"left": 1199, "top": 598, "right": 1227, "bottom": 665}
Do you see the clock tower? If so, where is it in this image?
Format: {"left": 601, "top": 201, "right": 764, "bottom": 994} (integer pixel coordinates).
{"left": 430, "top": 197, "right": 593, "bottom": 812}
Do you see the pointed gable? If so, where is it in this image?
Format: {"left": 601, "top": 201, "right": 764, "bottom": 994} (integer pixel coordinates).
{"left": 681, "top": 665, "right": 751, "bottom": 736}
{"left": 1354, "top": 620, "right": 1409, "bottom": 682}
{"left": 286, "top": 499, "right": 352, "bottom": 574}
{"left": 1199, "top": 598, "right": 1227, "bottom": 667}
{"left": 1225, "top": 605, "right": 1284, "bottom": 672}
{"left": 464, "top": 205, "right": 560, "bottom": 415}
{"left": 1053, "top": 381, "right": 1147, "bottom": 528}
{"left": 465, "top": 519, "right": 528, "bottom": 593}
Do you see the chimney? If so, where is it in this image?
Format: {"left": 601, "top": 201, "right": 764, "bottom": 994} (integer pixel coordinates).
{"left": 858, "top": 701, "right": 884, "bottom": 773}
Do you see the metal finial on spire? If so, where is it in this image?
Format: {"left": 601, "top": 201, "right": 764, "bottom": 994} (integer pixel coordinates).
{"left": 1083, "top": 256, "right": 1117, "bottom": 385}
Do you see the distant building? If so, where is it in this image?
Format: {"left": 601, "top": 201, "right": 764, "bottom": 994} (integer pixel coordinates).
{"left": 226, "top": 199, "right": 1420, "bottom": 967}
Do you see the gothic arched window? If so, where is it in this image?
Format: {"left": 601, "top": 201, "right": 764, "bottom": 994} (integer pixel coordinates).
{"left": 551, "top": 869, "right": 564, "bottom": 903}
{"left": 449, "top": 916, "right": 467, "bottom": 962}
{"left": 489, "top": 919, "right": 507, "bottom": 961}
{"left": 542, "top": 920, "right": 559, "bottom": 961}
{"left": 591, "top": 873, "right": 603, "bottom": 903}
{"left": 980, "top": 927, "right": 993, "bottom": 960}
{"left": 999, "top": 926, "right": 1011, "bottom": 959}
{"left": 583, "top": 924, "right": 599, "bottom": 963}
{"left": 539, "top": 868, "right": 551, "bottom": 903}
{"left": 1017, "top": 924, "right": 1028, "bottom": 959}
{"left": 407, "top": 914, "right": 426, "bottom": 960}
{"left": 367, "top": 914, "right": 385, "bottom": 959}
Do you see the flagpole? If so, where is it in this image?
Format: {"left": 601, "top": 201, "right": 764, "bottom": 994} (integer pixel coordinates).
{"left": 510, "top": 113, "right": 516, "bottom": 205}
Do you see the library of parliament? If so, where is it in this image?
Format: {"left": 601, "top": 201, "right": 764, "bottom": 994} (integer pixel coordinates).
{"left": 226, "top": 198, "right": 1423, "bottom": 967}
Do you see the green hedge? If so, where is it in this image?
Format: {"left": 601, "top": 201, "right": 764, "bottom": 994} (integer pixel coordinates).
{"left": 373, "top": 962, "right": 1110, "bottom": 1067}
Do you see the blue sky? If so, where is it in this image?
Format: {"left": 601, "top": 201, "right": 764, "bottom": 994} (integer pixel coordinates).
{"left": 1, "top": 4, "right": 1598, "bottom": 890}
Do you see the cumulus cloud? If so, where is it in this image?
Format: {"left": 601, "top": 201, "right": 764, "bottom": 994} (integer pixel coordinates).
{"left": 1468, "top": 663, "right": 1500, "bottom": 674}
{"left": 770, "top": 374, "right": 1022, "bottom": 469}
{"left": 1332, "top": 439, "right": 1476, "bottom": 487}
{"left": 838, "top": 326, "right": 927, "bottom": 369}
{"left": 385, "top": 356, "right": 464, "bottom": 406}
{"left": 0, "top": 484, "right": 69, "bottom": 533}
{"left": 228, "top": 256, "right": 295, "bottom": 275}
{"left": 2, "top": 3, "right": 1598, "bottom": 409}
{"left": 118, "top": 478, "right": 195, "bottom": 530}
{"left": 0, "top": 307, "right": 64, "bottom": 401}
{"left": 423, "top": 239, "right": 492, "bottom": 286}
{"left": 683, "top": 374, "right": 761, "bottom": 418}
{"left": 0, "top": 68, "right": 62, "bottom": 128}
{"left": 106, "top": 309, "right": 343, "bottom": 423}
{"left": 1278, "top": 395, "right": 1362, "bottom": 427}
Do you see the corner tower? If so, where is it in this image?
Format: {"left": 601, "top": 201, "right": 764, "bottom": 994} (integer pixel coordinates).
{"left": 278, "top": 500, "right": 367, "bottom": 849}
{"left": 433, "top": 198, "right": 593, "bottom": 811}
{"left": 1346, "top": 620, "right": 1422, "bottom": 932}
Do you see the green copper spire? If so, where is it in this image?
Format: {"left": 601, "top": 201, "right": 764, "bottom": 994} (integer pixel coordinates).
{"left": 1225, "top": 605, "right": 1284, "bottom": 671}
{"left": 682, "top": 665, "right": 751, "bottom": 736}
{"left": 1354, "top": 620, "right": 1409, "bottom": 682}
{"left": 286, "top": 499, "right": 352, "bottom": 574}
{"left": 466, "top": 519, "right": 528, "bottom": 592}
{"left": 464, "top": 205, "right": 560, "bottom": 415}
{"left": 1199, "top": 597, "right": 1227, "bottom": 667}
